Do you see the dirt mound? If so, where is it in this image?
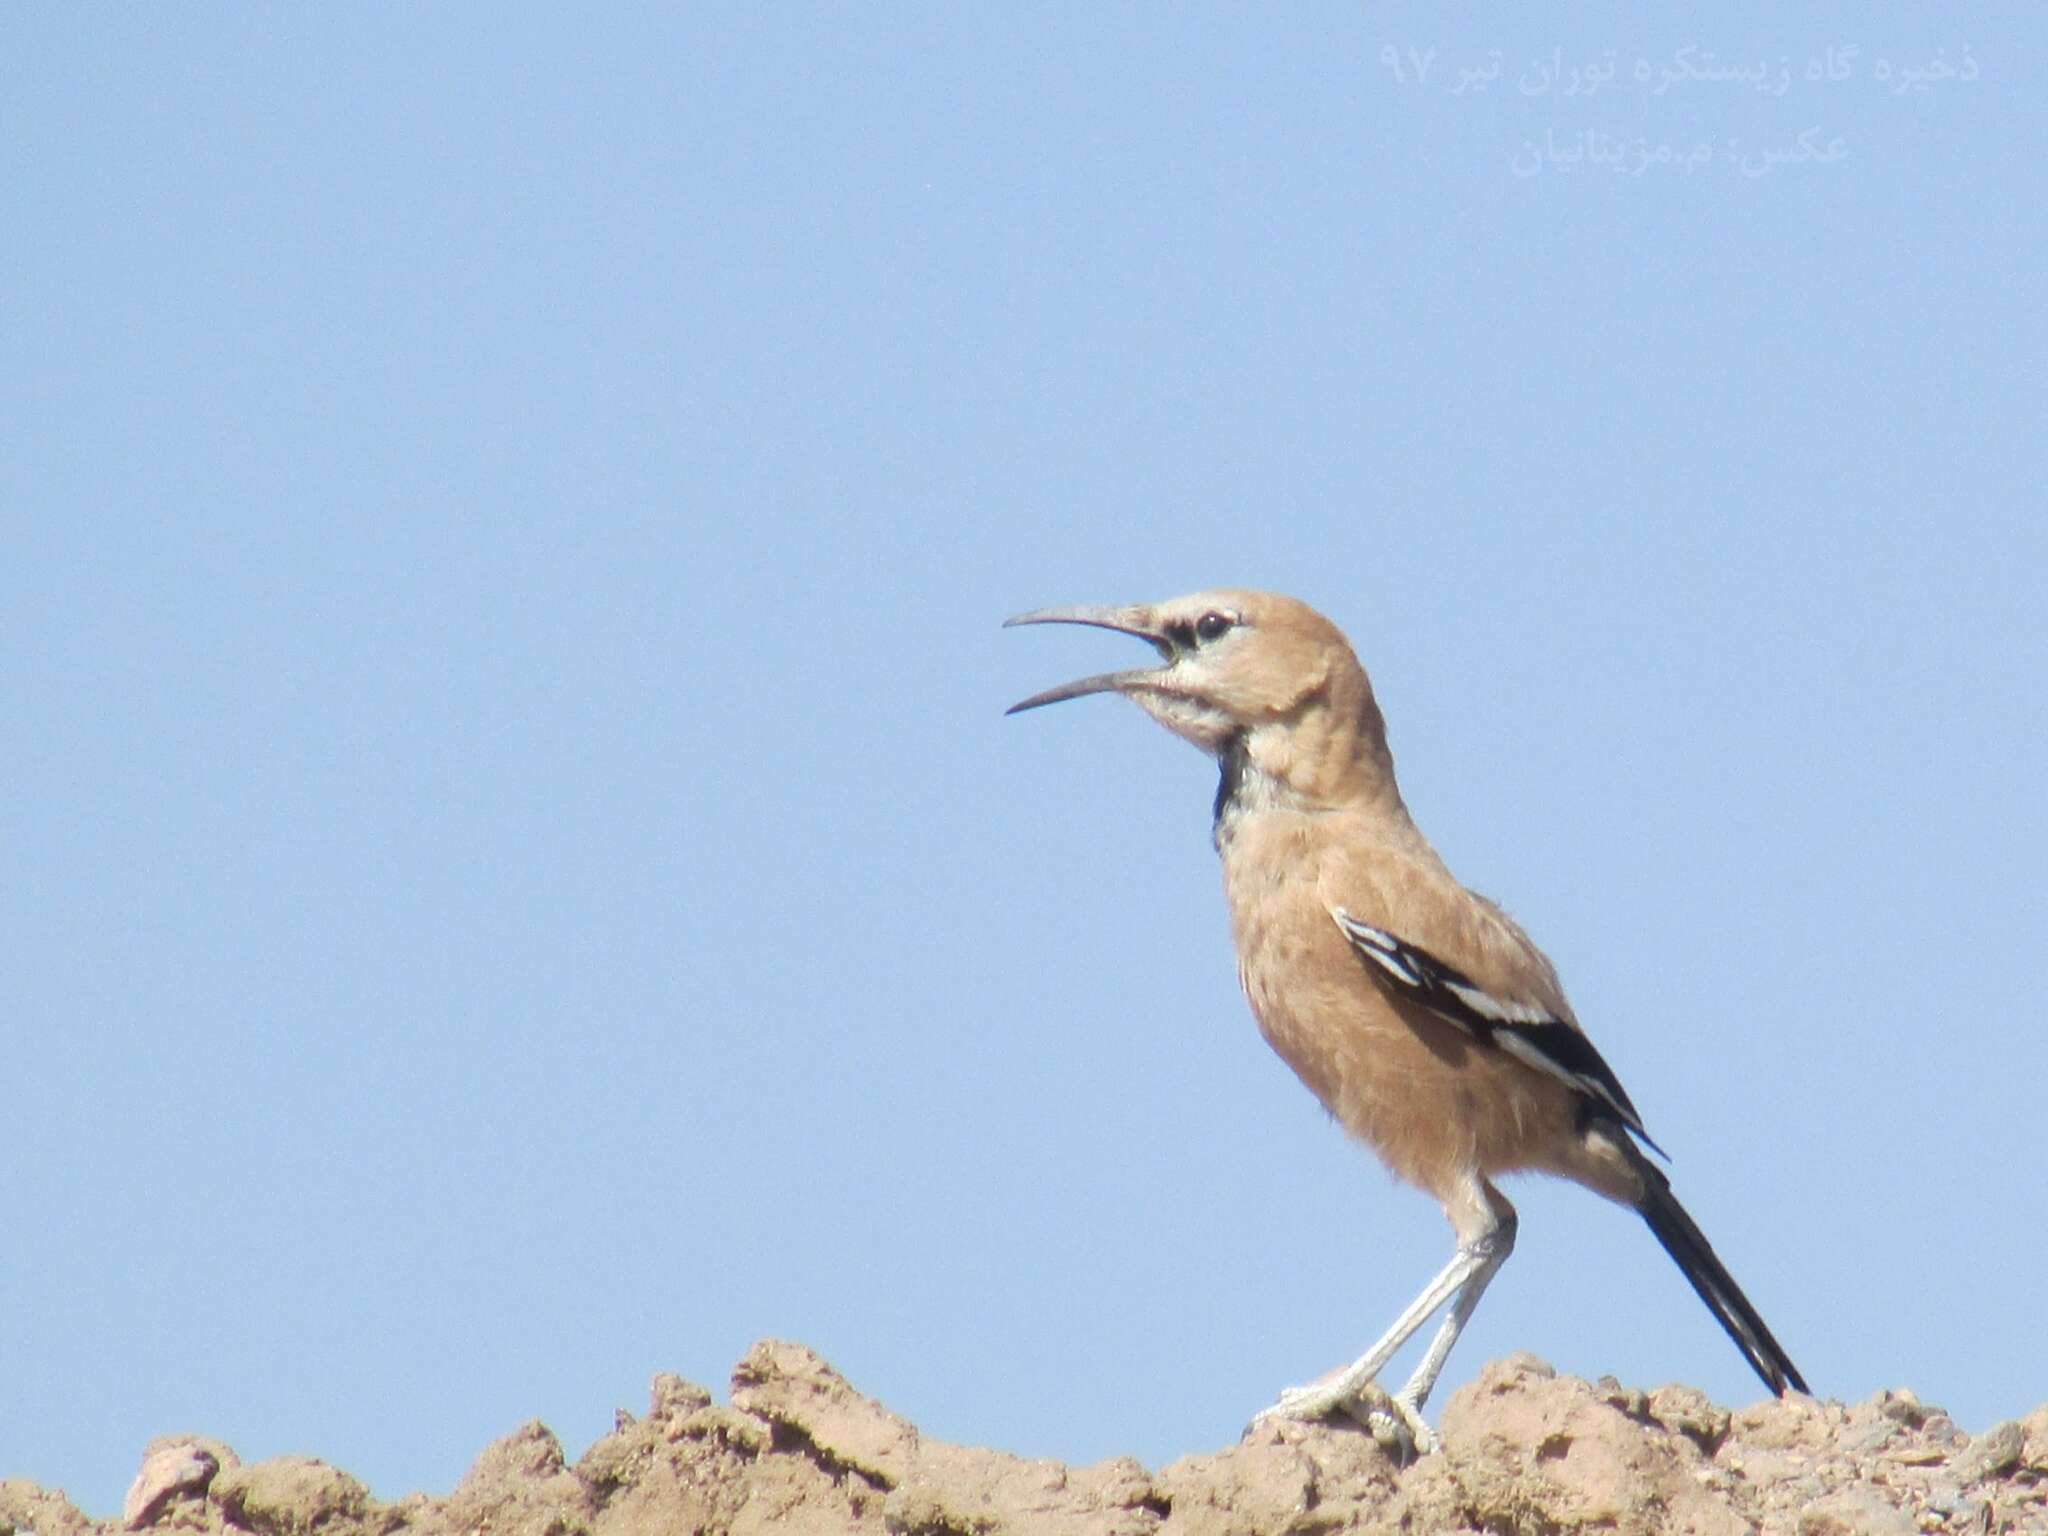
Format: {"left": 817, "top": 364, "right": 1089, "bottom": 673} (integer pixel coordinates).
{"left": 5, "top": 1343, "right": 2045, "bottom": 1535}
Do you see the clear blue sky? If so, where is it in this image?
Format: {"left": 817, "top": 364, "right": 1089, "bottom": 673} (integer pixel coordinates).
{"left": 5, "top": 5, "right": 2041, "bottom": 1516}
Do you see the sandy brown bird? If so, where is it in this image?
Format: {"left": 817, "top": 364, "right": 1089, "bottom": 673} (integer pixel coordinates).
{"left": 1006, "top": 588, "right": 1806, "bottom": 1450}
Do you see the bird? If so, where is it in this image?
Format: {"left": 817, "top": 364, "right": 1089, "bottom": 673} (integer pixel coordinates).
{"left": 1004, "top": 588, "right": 1806, "bottom": 1452}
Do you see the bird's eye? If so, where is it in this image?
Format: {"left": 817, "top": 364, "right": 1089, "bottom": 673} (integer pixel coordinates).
{"left": 1194, "top": 611, "right": 1236, "bottom": 644}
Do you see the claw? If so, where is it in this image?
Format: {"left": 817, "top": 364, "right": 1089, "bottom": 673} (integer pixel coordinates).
{"left": 1250, "top": 1378, "right": 1436, "bottom": 1465}
{"left": 1346, "top": 1388, "right": 1435, "bottom": 1463}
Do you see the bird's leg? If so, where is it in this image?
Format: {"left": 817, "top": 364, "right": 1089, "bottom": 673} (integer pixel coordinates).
{"left": 1256, "top": 1181, "right": 1516, "bottom": 1452}
{"left": 1390, "top": 1218, "right": 1514, "bottom": 1421}
{"left": 1252, "top": 1241, "right": 1482, "bottom": 1437}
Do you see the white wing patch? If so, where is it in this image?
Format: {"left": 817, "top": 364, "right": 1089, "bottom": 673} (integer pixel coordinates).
{"left": 1332, "top": 908, "right": 1551, "bottom": 1030}
{"left": 1328, "top": 905, "right": 1663, "bottom": 1153}
{"left": 1442, "top": 976, "right": 1557, "bottom": 1028}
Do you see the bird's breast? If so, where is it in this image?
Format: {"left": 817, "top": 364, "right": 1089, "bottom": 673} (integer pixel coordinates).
{"left": 1217, "top": 815, "right": 1582, "bottom": 1197}
{"left": 1218, "top": 817, "right": 1361, "bottom": 1108}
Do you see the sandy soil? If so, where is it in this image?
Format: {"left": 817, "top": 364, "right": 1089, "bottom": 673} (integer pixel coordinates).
{"left": 5, "top": 1343, "right": 2044, "bottom": 1535}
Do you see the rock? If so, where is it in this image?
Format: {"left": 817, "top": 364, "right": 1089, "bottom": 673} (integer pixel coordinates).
{"left": 434, "top": 1419, "right": 594, "bottom": 1536}
{"left": 645, "top": 1374, "right": 710, "bottom": 1424}
{"left": 121, "top": 1438, "right": 230, "bottom": 1529}
{"left": 0, "top": 1479, "right": 100, "bottom": 1536}
{"left": 1796, "top": 1487, "right": 1918, "bottom": 1536}
{"left": 210, "top": 1457, "right": 368, "bottom": 1536}
{"left": 1158, "top": 1419, "right": 1395, "bottom": 1536}
{"left": 1423, "top": 1356, "right": 1751, "bottom": 1536}
{"left": 729, "top": 1339, "right": 922, "bottom": 1489}
{"left": 8, "top": 1349, "right": 2048, "bottom": 1534}
{"left": 1957, "top": 1418, "right": 2026, "bottom": 1482}
{"left": 461, "top": 1421, "right": 567, "bottom": 1486}
{"left": 1645, "top": 1384, "right": 1732, "bottom": 1456}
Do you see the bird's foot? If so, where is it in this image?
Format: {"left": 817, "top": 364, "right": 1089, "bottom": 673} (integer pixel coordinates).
{"left": 1351, "top": 1387, "right": 1436, "bottom": 1463}
{"left": 1251, "top": 1374, "right": 1436, "bottom": 1463}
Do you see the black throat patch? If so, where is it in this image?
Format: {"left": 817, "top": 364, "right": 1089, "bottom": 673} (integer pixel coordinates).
{"left": 1211, "top": 731, "right": 1249, "bottom": 850}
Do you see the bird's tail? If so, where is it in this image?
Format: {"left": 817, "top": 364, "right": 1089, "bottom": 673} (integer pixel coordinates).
{"left": 1633, "top": 1159, "right": 1808, "bottom": 1396}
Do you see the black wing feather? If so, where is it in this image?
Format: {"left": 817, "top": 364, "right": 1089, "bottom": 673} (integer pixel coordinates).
{"left": 1331, "top": 908, "right": 1664, "bottom": 1156}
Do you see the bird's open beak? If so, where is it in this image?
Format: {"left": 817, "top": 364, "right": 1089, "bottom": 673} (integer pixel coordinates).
{"left": 1003, "top": 604, "right": 1174, "bottom": 715}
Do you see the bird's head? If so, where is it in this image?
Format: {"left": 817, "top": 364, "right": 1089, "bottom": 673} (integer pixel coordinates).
{"left": 1006, "top": 589, "right": 1400, "bottom": 810}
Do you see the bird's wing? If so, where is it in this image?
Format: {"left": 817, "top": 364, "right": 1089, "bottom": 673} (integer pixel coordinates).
{"left": 1328, "top": 904, "right": 1663, "bottom": 1154}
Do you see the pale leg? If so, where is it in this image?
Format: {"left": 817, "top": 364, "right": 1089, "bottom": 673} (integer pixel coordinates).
{"left": 1255, "top": 1179, "right": 1517, "bottom": 1453}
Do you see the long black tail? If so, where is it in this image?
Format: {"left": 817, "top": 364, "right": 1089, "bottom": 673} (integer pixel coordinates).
{"left": 1634, "top": 1163, "right": 1809, "bottom": 1396}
